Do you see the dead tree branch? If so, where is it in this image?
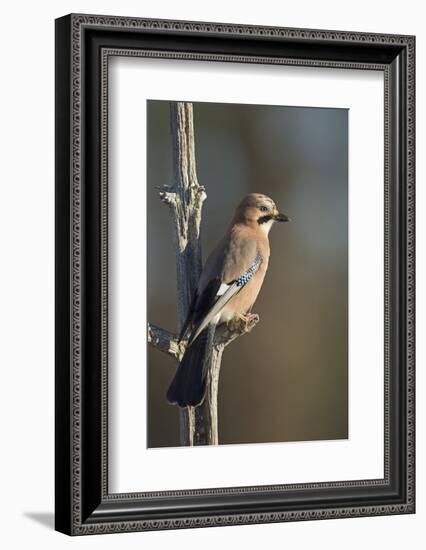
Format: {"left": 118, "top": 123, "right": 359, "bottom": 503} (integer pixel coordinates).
{"left": 148, "top": 102, "right": 259, "bottom": 446}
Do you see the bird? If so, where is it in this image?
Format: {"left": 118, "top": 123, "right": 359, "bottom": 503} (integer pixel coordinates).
{"left": 166, "top": 193, "right": 290, "bottom": 408}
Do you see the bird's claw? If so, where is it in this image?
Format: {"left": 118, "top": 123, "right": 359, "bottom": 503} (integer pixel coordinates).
{"left": 228, "top": 313, "right": 259, "bottom": 334}
{"left": 243, "top": 313, "right": 260, "bottom": 332}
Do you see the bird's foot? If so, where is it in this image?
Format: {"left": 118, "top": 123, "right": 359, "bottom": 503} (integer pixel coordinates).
{"left": 228, "top": 313, "right": 260, "bottom": 335}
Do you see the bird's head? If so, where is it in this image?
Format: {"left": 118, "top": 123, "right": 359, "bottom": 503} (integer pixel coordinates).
{"left": 234, "top": 193, "right": 290, "bottom": 234}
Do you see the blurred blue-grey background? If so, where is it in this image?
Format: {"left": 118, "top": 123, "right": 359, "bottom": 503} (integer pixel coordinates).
{"left": 147, "top": 100, "right": 348, "bottom": 447}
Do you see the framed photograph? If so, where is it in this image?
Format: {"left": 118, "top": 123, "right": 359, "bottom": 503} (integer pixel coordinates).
{"left": 55, "top": 14, "right": 415, "bottom": 535}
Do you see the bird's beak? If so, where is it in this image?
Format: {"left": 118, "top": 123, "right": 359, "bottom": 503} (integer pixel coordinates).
{"left": 274, "top": 212, "right": 290, "bottom": 222}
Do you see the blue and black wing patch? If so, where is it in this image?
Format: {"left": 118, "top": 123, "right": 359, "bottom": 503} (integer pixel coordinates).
{"left": 234, "top": 254, "right": 261, "bottom": 287}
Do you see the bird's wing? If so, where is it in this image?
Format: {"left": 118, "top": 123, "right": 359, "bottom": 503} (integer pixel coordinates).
{"left": 186, "top": 252, "right": 262, "bottom": 346}
{"left": 178, "top": 278, "right": 222, "bottom": 342}
{"left": 178, "top": 236, "right": 230, "bottom": 343}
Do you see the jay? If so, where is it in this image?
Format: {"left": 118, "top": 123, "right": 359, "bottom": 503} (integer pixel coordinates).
{"left": 166, "top": 193, "right": 289, "bottom": 407}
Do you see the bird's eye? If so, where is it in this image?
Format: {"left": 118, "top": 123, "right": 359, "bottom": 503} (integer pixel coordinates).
{"left": 259, "top": 205, "right": 268, "bottom": 212}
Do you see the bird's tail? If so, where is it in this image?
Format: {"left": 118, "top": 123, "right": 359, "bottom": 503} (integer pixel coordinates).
{"left": 166, "top": 324, "right": 216, "bottom": 407}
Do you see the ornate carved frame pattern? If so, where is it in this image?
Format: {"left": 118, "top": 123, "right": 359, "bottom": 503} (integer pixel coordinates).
{"left": 55, "top": 13, "right": 415, "bottom": 536}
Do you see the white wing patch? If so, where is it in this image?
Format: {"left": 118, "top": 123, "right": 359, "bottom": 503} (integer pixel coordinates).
{"left": 217, "top": 282, "right": 231, "bottom": 296}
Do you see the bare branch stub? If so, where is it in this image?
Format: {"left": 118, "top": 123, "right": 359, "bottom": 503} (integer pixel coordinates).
{"left": 147, "top": 323, "right": 184, "bottom": 362}
{"left": 147, "top": 314, "right": 260, "bottom": 362}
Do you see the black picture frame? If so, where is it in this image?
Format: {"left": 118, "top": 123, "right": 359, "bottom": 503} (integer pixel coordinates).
{"left": 55, "top": 13, "right": 415, "bottom": 535}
